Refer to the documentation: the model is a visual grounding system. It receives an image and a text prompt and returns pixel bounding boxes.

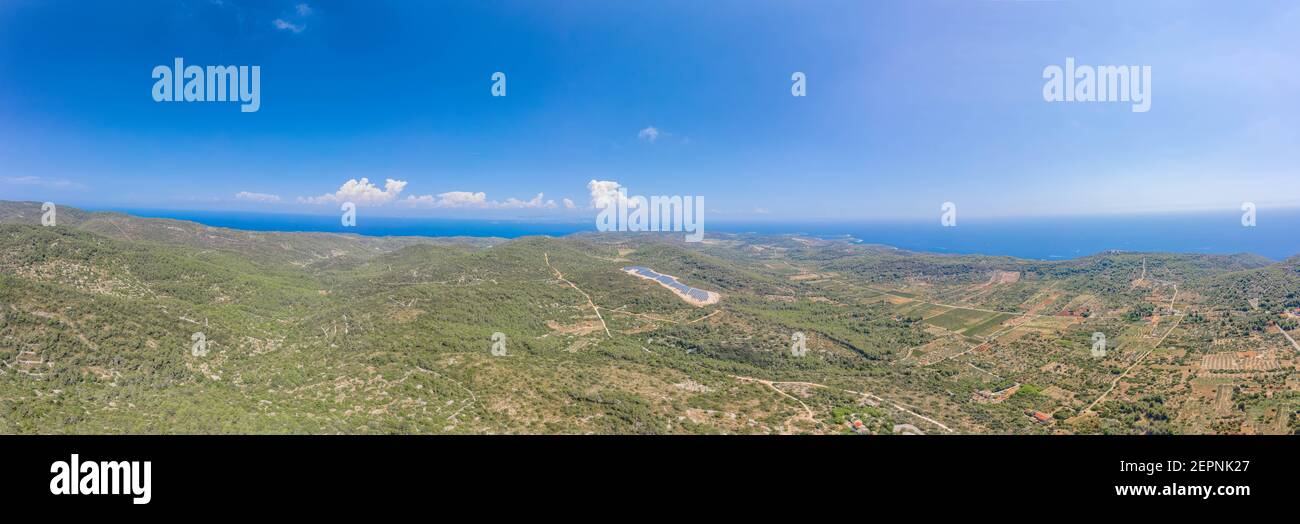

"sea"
[103,207,1300,261]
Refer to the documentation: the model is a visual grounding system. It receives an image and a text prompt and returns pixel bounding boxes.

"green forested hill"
[1205,257,1300,311]
[1,202,1296,435]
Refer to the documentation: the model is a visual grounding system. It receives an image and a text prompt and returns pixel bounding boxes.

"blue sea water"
[103,208,1300,261]
[726,210,1300,261]
[112,209,592,239]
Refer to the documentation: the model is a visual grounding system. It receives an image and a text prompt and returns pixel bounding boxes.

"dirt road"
[545,253,611,338]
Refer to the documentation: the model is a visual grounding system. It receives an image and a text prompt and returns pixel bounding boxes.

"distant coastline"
[84,206,1300,261]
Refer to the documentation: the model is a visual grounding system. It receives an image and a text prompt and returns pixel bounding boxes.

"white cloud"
[273,19,304,33]
[405,191,486,208]
[403,191,556,209]
[589,179,639,209]
[274,4,312,33]
[234,191,282,203]
[1,176,86,190]
[562,198,576,209]
[299,178,407,206]
[502,193,557,209]
[637,126,661,142]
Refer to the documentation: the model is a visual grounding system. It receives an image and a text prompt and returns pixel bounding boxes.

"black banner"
[1,436,1290,513]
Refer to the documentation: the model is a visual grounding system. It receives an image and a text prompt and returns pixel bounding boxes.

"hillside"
[0,202,1296,434]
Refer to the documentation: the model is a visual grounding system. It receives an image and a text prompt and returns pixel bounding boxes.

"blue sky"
[1,0,1297,220]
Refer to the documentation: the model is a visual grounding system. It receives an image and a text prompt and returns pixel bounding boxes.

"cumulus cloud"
[637,126,661,142]
[234,191,282,203]
[562,198,576,209]
[587,179,620,208]
[299,178,564,211]
[589,179,640,209]
[299,178,407,206]
[273,19,304,33]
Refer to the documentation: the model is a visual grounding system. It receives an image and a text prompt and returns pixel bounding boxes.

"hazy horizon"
[11,200,1298,261]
